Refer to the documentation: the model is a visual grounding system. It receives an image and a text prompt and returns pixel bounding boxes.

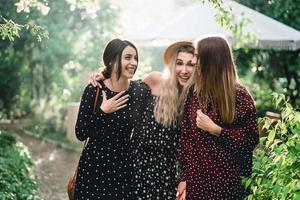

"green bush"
[0,130,41,200]
[244,93,300,200]
[240,73,277,117]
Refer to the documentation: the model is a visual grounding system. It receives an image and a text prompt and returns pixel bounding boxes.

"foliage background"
[0,0,299,144]
[235,0,300,115]
[243,94,300,200]
[0,0,122,135]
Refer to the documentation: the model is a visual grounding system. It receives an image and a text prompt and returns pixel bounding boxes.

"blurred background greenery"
[0,0,299,137]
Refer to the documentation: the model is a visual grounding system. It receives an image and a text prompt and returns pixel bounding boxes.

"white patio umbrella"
[128,1,300,50]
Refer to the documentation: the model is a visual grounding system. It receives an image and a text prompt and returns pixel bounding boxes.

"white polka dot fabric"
[131,82,179,199]
[179,84,259,200]
[74,81,147,199]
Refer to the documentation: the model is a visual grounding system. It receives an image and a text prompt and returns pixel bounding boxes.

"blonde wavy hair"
[154,45,195,127]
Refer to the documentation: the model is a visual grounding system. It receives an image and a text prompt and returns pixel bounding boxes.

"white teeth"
[127,68,135,74]
[180,77,189,80]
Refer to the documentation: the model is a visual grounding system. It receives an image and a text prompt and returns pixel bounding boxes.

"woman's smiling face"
[175,51,196,86]
[120,45,138,79]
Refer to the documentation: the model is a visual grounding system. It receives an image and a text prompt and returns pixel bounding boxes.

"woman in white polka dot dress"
[131,42,196,199]
[90,41,196,199]
[177,36,259,200]
[74,39,149,200]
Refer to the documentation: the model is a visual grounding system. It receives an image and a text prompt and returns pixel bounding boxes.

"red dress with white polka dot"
[179,84,259,200]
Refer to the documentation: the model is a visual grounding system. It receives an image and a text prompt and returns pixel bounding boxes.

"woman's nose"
[131,59,137,66]
[181,66,187,73]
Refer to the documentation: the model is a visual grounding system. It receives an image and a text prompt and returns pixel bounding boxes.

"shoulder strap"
[93,85,100,112]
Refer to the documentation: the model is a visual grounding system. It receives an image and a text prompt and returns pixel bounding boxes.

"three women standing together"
[74,36,259,200]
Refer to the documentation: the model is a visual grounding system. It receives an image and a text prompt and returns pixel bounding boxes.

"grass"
[1,121,84,152]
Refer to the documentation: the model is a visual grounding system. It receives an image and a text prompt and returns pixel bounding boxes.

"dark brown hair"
[102,38,138,80]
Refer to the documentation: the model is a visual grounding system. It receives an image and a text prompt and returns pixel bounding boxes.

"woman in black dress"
[90,41,196,199]
[89,41,196,199]
[74,39,148,200]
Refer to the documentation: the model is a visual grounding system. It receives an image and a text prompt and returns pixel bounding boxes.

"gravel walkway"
[12,131,82,200]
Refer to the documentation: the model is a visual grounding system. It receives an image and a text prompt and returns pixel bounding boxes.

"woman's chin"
[178,79,190,87]
[125,74,135,79]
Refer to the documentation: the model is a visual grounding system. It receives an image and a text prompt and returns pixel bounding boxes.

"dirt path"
[12,131,82,200]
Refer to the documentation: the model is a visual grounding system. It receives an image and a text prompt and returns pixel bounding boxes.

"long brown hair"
[195,36,238,123]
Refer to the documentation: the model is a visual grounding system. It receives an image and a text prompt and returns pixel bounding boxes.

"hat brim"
[163,41,194,65]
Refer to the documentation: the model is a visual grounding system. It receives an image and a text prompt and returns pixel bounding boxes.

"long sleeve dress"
[74,81,148,200]
[131,82,179,200]
[179,84,259,200]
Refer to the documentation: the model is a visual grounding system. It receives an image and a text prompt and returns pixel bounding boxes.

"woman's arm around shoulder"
[142,71,163,89]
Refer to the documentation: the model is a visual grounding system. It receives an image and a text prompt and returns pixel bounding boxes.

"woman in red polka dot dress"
[177,36,259,200]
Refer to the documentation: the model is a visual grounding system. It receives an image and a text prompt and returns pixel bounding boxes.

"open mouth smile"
[178,75,190,82]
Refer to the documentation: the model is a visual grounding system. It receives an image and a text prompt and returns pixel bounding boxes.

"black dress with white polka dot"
[131,82,179,200]
[74,81,148,200]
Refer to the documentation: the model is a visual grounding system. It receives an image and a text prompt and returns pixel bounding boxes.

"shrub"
[244,93,300,200]
[0,131,41,200]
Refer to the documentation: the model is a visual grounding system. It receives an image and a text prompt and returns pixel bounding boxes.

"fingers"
[100,90,129,113]
[92,75,98,87]
[177,192,183,200]
[197,109,204,118]
[96,73,105,81]
[102,90,107,101]
[89,72,105,87]
[89,74,97,87]
[111,91,126,100]
[115,94,129,103]
[114,95,129,110]
[178,189,186,200]
[181,190,186,200]
[89,74,98,87]
[99,73,105,80]
[197,109,202,115]
[177,181,186,200]
[196,115,202,129]
[177,192,185,200]
[196,115,202,127]
[95,74,101,81]
[197,109,208,122]
[116,98,129,107]
[116,104,127,110]
[196,115,200,123]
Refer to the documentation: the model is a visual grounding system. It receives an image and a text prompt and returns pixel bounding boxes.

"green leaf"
[245,178,252,188]
[267,130,276,143]
[292,192,300,200]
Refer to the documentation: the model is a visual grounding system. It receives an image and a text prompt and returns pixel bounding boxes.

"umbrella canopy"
[128,1,300,50]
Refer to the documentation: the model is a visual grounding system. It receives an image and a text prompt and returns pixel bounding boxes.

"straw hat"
[163,41,194,65]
